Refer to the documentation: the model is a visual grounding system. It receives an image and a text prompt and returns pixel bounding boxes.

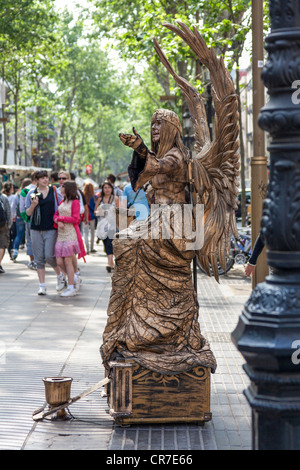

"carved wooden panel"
[109,359,211,424]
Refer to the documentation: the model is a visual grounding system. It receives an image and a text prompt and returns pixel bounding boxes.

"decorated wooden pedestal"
[107,359,211,425]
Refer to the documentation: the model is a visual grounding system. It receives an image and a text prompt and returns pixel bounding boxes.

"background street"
[0,244,252,450]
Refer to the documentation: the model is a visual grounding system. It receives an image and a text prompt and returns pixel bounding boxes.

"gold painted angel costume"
[100,23,240,376]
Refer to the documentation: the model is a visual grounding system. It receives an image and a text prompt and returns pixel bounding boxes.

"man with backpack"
[19,170,39,270]
[0,190,12,273]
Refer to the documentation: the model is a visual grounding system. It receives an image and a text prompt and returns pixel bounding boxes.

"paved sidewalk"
[0,244,252,451]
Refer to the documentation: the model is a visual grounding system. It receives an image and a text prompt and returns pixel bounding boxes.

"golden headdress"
[151,109,187,159]
[151,109,183,135]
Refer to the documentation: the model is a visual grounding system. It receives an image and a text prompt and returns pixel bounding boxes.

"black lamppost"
[232,0,300,450]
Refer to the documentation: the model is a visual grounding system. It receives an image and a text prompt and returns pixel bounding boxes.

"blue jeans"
[13,217,25,252]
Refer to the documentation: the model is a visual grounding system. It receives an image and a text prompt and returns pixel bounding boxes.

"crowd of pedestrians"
[0,167,263,292]
[0,169,151,297]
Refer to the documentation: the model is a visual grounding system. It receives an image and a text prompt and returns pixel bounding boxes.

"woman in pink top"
[53,181,86,297]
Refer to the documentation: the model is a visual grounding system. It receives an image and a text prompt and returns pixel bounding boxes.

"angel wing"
[153,22,240,282]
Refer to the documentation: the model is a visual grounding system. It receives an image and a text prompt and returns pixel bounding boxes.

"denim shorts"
[30,229,57,269]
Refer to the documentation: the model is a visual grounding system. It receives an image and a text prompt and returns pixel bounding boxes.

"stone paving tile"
[109,423,218,451]
[0,250,252,450]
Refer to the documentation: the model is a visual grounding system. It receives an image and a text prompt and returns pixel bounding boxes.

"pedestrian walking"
[0,190,12,273]
[19,171,39,270]
[25,170,65,295]
[83,182,97,254]
[95,181,119,272]
[121,181,150,221]
[50,171,60,188]
[106,174,123,198]
[10,178,31,261]
[69,171,89,232]
[58,170,84,289]
[1,182,16,259]
[54,180,86,297]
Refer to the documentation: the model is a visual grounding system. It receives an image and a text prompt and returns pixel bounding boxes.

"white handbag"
[96,204,116,240]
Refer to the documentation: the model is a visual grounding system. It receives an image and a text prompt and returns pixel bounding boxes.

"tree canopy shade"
[90,0,253,128]
[0,0,58,51]
[0,1,140,174]
[89,0,252,177]
[0,0,60,164]
[0,0,269,180]
[90,0,251,65]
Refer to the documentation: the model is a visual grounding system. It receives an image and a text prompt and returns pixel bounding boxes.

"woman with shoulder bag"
[25,171,64,295]
[53,181,86,297]
[95,181,119,272]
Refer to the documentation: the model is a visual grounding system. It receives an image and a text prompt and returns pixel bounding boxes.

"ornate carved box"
[108,359,211,425]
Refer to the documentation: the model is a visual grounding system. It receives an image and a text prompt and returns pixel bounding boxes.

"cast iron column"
[232,0,300,450]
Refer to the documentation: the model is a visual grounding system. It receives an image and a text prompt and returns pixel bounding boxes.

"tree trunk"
[1,65,8,165]
[2,103,8,165]
[14,92,18,165]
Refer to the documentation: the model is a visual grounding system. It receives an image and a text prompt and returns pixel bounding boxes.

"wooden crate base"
[108,359,211,425]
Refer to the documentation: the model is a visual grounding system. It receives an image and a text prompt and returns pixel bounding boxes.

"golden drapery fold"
[100,206,217,375]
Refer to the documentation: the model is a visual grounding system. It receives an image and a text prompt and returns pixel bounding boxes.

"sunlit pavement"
[0,245,252,450]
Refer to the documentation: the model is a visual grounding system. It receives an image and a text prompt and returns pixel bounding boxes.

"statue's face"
[151,119,162,143]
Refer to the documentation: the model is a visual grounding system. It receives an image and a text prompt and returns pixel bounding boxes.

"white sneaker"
[38,286,46,295]
[60,286,77,297]
[56,275,66,292]
[28,261,37,270]
[74,274,82,292]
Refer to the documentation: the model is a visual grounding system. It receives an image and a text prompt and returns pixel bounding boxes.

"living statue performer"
[100,22,240,377]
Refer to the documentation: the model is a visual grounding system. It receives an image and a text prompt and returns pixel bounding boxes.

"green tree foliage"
[91,0,251,79]
[0,0,59,164]
[0,1,140,176]
[0,0,57,50]
[0,0,269,180]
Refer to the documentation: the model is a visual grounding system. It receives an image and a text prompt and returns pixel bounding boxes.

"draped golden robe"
[100,115,217,376]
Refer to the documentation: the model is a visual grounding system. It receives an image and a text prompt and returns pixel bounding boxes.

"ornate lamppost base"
[232,269,300,449]
[244,364,300,450]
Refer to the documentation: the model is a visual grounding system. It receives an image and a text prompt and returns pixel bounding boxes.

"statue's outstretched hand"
[119,127,143,149]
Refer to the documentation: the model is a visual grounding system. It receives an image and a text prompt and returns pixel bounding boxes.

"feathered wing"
[153,38,211,154]
[154,22,240,281]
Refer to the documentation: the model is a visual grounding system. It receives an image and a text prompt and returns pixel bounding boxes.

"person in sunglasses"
[57,170,85,291]
[25,170,65,295]
[57,171,69,186]
[58,171,87,225]
[54,180,86,297]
